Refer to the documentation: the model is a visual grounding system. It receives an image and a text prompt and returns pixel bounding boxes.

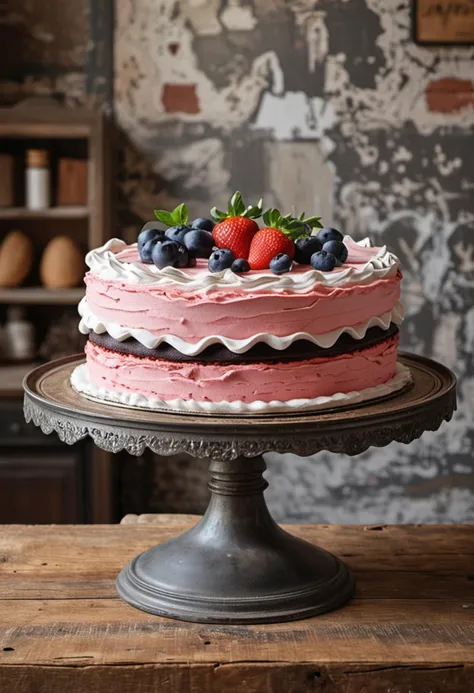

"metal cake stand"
[24,353,456,624]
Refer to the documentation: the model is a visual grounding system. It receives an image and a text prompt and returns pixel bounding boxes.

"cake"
[72,193,410,414]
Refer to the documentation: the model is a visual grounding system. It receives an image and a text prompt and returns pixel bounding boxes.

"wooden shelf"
[0,106,97,139]
[0,287,84,305]
[0,206,89,220]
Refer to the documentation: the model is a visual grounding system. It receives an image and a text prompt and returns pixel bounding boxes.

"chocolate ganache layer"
[89,323,399,365]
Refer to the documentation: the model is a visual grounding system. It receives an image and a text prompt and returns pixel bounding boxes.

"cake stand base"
[116,456,354,624]
[24,353,456,624]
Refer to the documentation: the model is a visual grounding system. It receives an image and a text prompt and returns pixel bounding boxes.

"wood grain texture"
[0,523,473,691]
[415,0,474,44]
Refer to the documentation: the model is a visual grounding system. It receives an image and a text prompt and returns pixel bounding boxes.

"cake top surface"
[86,237,400,293]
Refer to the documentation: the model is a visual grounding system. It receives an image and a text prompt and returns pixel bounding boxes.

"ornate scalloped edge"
[24,391,456,461]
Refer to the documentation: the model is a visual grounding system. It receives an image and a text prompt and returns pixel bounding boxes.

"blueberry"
[152,240,180,269]
[310,250,337,272]
[139,237,159,264]
[208,248,235,272]
[138,224,165,251]
[165,225,192,244]
[270,253,292,275]
[294,236,322,264]
[174,242,189,268]
[322,240,348,265]
[192,217,215,233]
[231,258,250,274]
[317,227,344,245]
[184,229,215,258]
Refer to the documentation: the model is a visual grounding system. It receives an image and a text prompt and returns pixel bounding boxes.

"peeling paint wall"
[115,0,474,524]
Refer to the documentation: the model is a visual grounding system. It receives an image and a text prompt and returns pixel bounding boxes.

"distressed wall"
[114,0,474,523]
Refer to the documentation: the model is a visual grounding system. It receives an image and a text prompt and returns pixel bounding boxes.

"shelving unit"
[0,100,116,524]
[0,287,84,305]
[0,206,89,220]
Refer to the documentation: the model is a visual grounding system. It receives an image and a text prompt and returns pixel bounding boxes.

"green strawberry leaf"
[287,219,305,231]
[242,204,263,219]
[303,215,323,229]
[263,208,284,228]
[214,193,263,220]
[229,191,245,217]
[262,208,274,227]
[286,226,308,240]
[210,206,227,222]
[154,209,175,226]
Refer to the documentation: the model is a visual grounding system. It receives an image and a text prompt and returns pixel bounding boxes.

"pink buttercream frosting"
[85,335,399,404]
[84,274,400,342]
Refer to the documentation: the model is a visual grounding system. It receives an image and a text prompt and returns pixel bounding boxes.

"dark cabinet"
[0,397,116,524]
[0,449,83,523]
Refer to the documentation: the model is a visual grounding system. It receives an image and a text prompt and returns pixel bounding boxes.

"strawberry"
[248,208,320,270]
[248,228,295,270]
[211,192,262,259]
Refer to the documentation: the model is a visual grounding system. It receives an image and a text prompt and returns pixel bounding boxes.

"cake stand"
[23,353,456,624]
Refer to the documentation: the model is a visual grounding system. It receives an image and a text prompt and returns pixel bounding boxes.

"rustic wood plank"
[0,565,471,601]
[0,663,472,693]
[0,522,473,693]
[0,524,472,601]
[1,523,473,555]
[0,598,473,665]
[120,513,202,525]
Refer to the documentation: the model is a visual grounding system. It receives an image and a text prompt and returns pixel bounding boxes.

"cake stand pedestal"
[24,353,456,624]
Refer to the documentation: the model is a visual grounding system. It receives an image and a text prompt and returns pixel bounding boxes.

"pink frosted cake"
[72,195,409,414]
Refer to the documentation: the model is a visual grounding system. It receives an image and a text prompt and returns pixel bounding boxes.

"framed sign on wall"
[414,0,474,44]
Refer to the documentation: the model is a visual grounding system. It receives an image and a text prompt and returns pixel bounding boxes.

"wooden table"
[0,520,473,692]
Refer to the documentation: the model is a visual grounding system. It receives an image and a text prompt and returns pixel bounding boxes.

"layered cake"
[73,193,410,413]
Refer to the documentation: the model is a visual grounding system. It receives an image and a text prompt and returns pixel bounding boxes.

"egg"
[40,236,84,289]
[0,230,34,287]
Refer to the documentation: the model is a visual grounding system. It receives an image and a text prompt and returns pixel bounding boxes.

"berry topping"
[165,225,192,244]
[294,236,322,264]
[208,248,235,273]
[270,253,292,275]
[174,242,189,268]
[231,258,250,274]
[139,237,160,264]
[248,208,308,270]
[310,250,337,272]
[138,224,165,251]
[317,227,343,245]
[184,229,215,258]
[192,217,215,233]
[322,240,348,265]
[152,239,180,269]
[211,191,262,258]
